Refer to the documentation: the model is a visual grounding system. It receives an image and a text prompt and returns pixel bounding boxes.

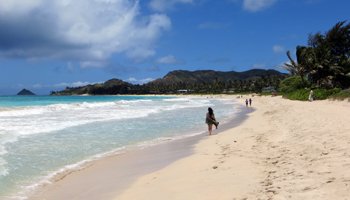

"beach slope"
[117,96,350,200]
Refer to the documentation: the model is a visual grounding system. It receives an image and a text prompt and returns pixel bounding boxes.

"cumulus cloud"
[125,77,154,84]
[242,0,277,12]
[149,0,194,12]
[156,55,180,64]
[26,81,100,90]
[272,45,285,54]
[0,0,171,66]
[54,81,101,88]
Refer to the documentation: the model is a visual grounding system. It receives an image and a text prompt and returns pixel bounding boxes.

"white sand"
[117,96,350,200]
[29,96,350,200]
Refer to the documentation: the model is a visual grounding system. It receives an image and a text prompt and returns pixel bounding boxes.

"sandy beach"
[30,96,350,200]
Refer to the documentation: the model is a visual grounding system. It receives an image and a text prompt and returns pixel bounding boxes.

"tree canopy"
[285,21,350,89]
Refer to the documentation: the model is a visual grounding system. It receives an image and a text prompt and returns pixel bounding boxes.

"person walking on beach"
[206,107,219,135]
[245,99,248,107]
[249,98,252,106]
[309,89,314,102]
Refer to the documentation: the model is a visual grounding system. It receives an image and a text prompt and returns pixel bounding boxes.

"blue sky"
[0,0,349,95]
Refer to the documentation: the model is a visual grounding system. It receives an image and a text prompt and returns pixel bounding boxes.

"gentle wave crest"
[0,97,212,159]
[0,98,209,136]
[0,96,238,199]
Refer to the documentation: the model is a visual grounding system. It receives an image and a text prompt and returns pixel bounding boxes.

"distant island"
[17,89,36,95]
[51,69,288,95]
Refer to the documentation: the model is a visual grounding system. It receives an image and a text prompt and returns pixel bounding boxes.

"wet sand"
[29,95,350,200]
[28,98,251,200]
[117,96,350,200]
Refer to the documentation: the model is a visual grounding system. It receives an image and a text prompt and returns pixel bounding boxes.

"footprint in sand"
[326,177,336,183]
[271,160,279,165]
[302,186,312,191]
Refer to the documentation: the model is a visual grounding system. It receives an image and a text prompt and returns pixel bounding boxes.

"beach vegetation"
[284,46,315,85]
[282,88,309,101]
[279,76,309,94]
[282,88,341,101]
[330,88,350,100]
[313,88,342,100]
[282,21,350,100]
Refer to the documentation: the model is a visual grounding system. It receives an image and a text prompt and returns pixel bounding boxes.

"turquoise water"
[0,95,240,199]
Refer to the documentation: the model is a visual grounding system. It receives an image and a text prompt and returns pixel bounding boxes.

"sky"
[0,0,349,95]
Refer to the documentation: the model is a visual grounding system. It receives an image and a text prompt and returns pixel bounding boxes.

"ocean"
[0,95,241,199]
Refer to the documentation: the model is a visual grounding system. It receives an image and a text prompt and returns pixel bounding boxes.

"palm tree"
[308,21,350,88]
[284,21,350,88]
[284,46,315,85]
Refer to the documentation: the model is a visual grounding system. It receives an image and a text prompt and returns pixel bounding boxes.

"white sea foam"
[0,97,213,179]
[136,131,204,149]
[11,146,126,200]
[0,135,16,178]
[163,97,191,102]
[16,130,205,200]
[0,158,9,177]
[1,97,240,199]
[0,101,162,136]
[0,97,228,142]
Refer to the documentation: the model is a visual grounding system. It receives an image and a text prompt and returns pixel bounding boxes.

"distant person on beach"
[206,107,219,135]
[309,90,314,102]
[245,99,248,107]
[249,98,252,106]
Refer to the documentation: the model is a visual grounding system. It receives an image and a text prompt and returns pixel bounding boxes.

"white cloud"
[273,45,285,54]
[0,0,171,66]
[54,81,101,88]
[26,81,100,90]
[32,83,44,89]
[149,0,194,12]
[125,77,154,84]
[156,55,179,64]
[0,0,43,14]
[243,0,277,12]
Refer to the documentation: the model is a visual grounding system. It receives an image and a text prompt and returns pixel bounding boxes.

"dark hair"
[208,107,214,115]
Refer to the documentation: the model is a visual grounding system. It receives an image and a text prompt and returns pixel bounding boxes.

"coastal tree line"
[281,21,350,100]
[51,70,287,95]
[146,75,284,94]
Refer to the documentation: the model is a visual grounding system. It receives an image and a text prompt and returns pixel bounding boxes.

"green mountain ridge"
[156,69,285,84]
[51,69,288,95]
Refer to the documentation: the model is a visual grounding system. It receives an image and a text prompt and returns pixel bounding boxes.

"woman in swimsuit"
[206,107,219,135]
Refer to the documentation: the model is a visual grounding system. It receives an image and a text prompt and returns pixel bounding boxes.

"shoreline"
[27,96,252,200]
[27,133,202,200]
[116,96,350,200]
[26,95,350,199]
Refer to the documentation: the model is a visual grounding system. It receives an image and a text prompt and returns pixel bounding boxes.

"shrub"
[283,88,341,101]
[279,76,342,101]
[282,89,309,100]
[279,76,308,94]
[313,88,341,100]
[330,88,350,100]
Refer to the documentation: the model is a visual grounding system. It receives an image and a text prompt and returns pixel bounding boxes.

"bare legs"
[208,124,213,135]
